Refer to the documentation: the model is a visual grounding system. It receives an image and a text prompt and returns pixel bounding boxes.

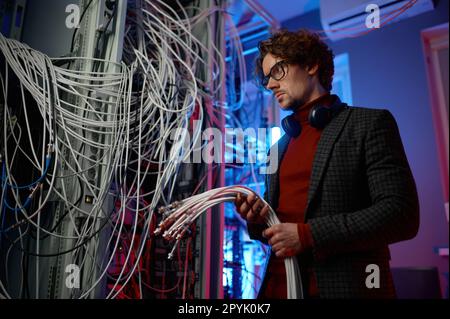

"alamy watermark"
[67,3,382,31]
[366,4,381,29]
[365,264,380,289]
[65,4,80,29]
[65,264,80,289]
[169,120,279,175]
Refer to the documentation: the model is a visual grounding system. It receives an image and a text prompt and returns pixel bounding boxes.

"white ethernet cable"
[154,186,304,299]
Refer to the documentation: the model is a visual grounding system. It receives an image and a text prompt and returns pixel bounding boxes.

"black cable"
[20,250,27,298]
[93,1,118,72]
[27,176,84,241]
[23,238,31,299]
[3,170,124,258]
[3,208,111,257]
[69,0,95,55]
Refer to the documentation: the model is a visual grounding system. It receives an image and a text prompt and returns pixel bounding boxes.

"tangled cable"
[0,0,245,299]
[154,185,304,299]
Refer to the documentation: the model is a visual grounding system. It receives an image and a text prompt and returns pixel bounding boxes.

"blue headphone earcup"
[281,114,302,138]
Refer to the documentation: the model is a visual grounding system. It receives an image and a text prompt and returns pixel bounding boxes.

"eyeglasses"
[261,60,288,88]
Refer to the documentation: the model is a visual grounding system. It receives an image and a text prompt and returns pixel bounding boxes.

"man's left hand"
[263,223,302,258]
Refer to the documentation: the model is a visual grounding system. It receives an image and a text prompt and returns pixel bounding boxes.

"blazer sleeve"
[308,110,420,261]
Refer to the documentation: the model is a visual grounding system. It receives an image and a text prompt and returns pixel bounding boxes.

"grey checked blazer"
[248,104,420,298]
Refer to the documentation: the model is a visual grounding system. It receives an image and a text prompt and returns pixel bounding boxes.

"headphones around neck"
[281,95,348,138]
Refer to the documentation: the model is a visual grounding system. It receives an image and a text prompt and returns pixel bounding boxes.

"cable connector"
[162,230,172,240]
[28,183,42,199]
[176,225,192,240]
[157,200,183,216]
[167,240,179,260]
[46,143,54,157]
[5,219,26,232]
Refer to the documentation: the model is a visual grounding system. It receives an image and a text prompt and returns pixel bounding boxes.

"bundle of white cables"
[154,185,304,299]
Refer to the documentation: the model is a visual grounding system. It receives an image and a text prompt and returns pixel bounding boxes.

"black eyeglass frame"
[261,60,288,88]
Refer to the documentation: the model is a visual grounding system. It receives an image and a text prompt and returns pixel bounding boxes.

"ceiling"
[256,0,320,23]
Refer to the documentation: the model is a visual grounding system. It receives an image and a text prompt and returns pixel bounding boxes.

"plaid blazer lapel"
[305,108,353,219]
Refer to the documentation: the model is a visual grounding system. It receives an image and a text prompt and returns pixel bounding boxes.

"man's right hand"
[234,192,270,225]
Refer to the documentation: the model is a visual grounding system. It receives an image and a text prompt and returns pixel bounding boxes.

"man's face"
[262,53,315,110]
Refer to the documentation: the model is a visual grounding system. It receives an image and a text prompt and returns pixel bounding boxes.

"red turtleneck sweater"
[260,93,334,299]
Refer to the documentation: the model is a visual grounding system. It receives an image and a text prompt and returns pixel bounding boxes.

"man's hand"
[263,223,302,258]
[234,192,269,225]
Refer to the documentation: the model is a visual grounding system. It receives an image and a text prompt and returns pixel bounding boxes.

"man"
[235,29,419,299]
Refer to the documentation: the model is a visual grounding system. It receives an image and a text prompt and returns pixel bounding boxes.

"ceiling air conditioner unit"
[320,0,435,41]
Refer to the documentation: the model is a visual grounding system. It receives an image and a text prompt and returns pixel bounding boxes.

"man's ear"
[307,64,319,76]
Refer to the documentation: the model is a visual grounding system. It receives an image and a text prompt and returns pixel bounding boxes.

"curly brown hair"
[255,29,335,91]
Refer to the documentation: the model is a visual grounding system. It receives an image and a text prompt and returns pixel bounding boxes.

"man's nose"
[266,77,279,90]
